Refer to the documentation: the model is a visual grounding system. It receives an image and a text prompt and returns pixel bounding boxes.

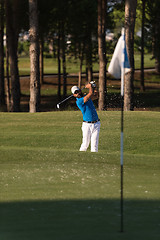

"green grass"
[0,111,160,240]
[134,53,155,69]
[4,53,155,76]
[16,57,92,75]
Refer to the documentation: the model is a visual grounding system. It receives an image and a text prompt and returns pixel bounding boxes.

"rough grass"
[0,111,160,240]
[6,53,155,76]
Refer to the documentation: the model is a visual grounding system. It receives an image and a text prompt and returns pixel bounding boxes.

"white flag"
[108,34,131,79]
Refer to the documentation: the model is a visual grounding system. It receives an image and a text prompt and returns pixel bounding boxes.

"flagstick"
[120,96,124,233]
[107,26,131,233]
[120,27,125,233]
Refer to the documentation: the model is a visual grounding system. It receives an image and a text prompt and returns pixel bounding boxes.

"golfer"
[71,83,100,152]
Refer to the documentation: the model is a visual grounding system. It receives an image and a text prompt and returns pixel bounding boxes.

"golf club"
[56,81,96,109]
[56,94,73,109]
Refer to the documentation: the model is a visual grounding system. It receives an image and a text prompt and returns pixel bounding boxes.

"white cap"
[71,86,80,94]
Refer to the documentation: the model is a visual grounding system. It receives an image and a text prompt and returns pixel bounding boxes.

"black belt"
[83,119,100,124]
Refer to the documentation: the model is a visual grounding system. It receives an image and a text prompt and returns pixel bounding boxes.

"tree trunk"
[98,0,107,111]
[78,55,83,88]
[78,43,84,88]
[154,9,160,73]
[86,38,93,83]
[29,0,40,113]
[61,22,67,98]
[0,0,5,110]
[5,0,21,112]
[62,50,67,98]
[5,33,11,111]
[124,0,137,111]
[87,66,92,83]
[155,58,160,73]
[39,38,44,85]
[146,0,160,74]
[140,0,145,92]
[57,26,61,100]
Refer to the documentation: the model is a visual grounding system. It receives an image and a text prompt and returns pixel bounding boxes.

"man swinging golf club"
[71,82,100,152]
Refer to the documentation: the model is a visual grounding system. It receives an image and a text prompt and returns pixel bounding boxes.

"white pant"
[79,121,101,152]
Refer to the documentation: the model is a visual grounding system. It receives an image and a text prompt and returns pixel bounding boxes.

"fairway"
[0,111,160,240]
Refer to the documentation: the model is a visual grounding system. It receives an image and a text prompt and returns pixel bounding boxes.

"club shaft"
[57,94,73,106]
[57,87,86,107]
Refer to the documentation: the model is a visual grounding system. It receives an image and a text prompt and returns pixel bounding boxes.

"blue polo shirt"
[76,97,98,122]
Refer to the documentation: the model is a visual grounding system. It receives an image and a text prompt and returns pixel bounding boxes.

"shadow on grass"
[106,92,160,110]
[0,199,160,240]
[133,92,160,110]
[19,89,160,112]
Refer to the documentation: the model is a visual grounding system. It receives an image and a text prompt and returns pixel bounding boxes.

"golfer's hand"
[83,83,93,103]
[85,83,92,89]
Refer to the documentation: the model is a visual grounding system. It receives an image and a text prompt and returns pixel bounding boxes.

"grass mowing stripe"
[0,111,160,239]
[0,145,160,159]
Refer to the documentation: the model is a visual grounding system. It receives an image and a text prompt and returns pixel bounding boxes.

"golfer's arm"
[83,86,93,103]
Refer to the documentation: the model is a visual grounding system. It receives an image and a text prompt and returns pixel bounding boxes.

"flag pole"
[120,27,125,233]
[107,27,131,233]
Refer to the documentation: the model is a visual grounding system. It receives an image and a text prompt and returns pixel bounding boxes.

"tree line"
[0,0,159,112]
